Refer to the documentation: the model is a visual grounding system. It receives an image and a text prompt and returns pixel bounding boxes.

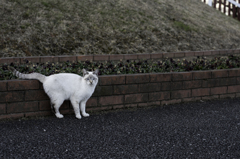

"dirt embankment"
[1,0,240,57]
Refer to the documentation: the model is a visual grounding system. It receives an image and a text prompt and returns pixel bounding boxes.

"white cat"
[9,67,99,119]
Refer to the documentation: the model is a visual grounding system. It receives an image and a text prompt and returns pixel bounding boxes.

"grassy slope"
[0,0,240,57]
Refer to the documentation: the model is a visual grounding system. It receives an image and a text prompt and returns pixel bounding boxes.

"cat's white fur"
[9,67,98,119]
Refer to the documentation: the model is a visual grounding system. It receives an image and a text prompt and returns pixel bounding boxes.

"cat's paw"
[82,113,90,117]
[76,114,82,119]
[56,113,64,118]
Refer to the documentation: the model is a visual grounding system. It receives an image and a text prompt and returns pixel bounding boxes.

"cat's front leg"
[70,100,82,119]
[80,101,89,117]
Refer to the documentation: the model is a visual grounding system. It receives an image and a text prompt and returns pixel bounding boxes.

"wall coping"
[1,49,240,64]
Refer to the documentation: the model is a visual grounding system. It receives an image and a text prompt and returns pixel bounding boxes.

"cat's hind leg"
[70,99,81,119]
[80,101,89,117]
[51,100,64,118]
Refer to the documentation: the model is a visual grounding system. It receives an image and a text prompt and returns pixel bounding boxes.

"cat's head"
[82,69,99,86]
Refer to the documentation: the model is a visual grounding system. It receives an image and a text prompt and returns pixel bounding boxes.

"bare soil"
[1,0,240,57]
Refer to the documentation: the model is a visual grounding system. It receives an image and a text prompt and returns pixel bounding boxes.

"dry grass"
[0,0,240,57]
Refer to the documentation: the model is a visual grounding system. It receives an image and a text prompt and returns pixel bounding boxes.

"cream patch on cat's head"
[82,69,99,86]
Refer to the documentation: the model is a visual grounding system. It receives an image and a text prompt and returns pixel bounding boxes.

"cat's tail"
[8,66,46,83]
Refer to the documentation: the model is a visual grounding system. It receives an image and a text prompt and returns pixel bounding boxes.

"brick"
[161,82,171,91]
[96,106,113,111]
[40,56,59,63]
[150,53,163,59]
[0,91,24,102]
[61,101,70,110]
[228,85,240,93]
[210,50,219,55]
[112,105,125,109]
[86,107,103,112]
[218,50,227,55]
[203,79,221,87]
[174,52,185,58]
[203,51,212,56]
[149,92,170,101]
[114,84,138,94]
[0,81,7,91]
[0,113,24,120]
[39,100,51,111]
[225,50,235,54]
[211,86,227,95]
[125,93,148,103]
[20,57,40,64]
[138,103,148,107]
[225,77,237,85]
[237,77,240,85]
[99,95,124,106]
[220,94,236,99]
[150,73,171,82]
[109,55,124,61]
[192,71,211,80]
[192,88,210,97]
[58,55,77,62]
[7,102,38,113]
[93,55,109,61]
[163,52,174,58]
[86,97,98,107]
[60,109,74,115]
[0,104,6,114]
[0,57,20,64]
[25,90,49,101]
[99,75,125,85]
[172,72,192,81]
[233,49,240,54]
[137,54,151,60]
[8,80,39,90]
[171,90,191,99]
[184,52,195,57]
[161,99,181,105]
[228,69,240,77]
[203,78,236,87]
[182,97,201,103]
[194,51,204,56]
[93,86,113,96]
[99,76,112,85]
[171,82,182,90]
[126,74,149,84]
[123,54,138,60]
[77,55,94,61]
[138,83,160,92]
[183,80,202,89]
[202,95,219,101]
[212,70,228,78]
[234,49,240,54]
[148,101,161,106]
[125,104,138,108]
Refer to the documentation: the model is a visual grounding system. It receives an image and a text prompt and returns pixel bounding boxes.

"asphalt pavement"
[1,98,240,158]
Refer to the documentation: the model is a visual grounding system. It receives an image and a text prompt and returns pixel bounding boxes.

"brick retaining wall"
[1,68,240,120]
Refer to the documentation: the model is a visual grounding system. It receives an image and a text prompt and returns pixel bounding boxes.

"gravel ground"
[1,98,240,158]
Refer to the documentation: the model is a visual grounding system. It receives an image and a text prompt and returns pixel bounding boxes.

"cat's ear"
[93,69,99,76]
[82,69,89,76]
